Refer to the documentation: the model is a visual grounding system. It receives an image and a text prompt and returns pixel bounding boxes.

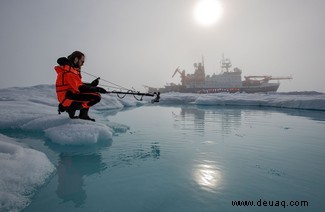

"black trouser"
[66,91,101,110]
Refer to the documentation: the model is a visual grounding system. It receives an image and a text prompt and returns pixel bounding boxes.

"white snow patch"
[45,122,112,145]
[0,134,55,212]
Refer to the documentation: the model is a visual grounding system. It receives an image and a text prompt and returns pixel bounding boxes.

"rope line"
[80,70,160,103]
[81,70,131,91]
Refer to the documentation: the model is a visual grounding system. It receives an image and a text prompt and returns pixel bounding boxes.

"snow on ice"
[159,91,325,110]
[0,134,55,212]
[0,84,324,211]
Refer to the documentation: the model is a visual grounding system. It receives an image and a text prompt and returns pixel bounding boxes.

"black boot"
[79,108,95,122]
[66,102,82,119]
[66,108,78,119]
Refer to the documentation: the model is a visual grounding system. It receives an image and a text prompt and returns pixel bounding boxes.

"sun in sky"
[194,0,223,26]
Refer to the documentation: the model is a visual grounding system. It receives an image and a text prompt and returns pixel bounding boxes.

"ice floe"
[0,134,55,212]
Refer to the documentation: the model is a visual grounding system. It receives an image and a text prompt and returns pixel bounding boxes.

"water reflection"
[56,152,107,207]
[173,106,242,135]
[109,142,160,168]
[281,108,325,122]
[173,105,325,136]
[193,160,222,193]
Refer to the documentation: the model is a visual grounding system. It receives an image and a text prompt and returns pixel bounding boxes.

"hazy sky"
[1,0,324,92]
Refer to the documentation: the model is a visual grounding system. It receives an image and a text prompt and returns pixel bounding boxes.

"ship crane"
[172,67,187,85]
[244,75,293,82]
[243,75,293,87]
[268,76,293,80]
[172,67,182,78]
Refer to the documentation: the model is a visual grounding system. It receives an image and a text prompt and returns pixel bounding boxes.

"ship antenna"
[202,55,205,70]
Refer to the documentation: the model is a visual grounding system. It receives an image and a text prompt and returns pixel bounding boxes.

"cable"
[81,70,131,91]
[80,70,160,103]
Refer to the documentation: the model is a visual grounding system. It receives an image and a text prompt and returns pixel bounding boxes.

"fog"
[1,0,324,92]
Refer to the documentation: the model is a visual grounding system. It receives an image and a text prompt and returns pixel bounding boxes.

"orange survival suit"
[55,64,87,108]
[54,57,106,118]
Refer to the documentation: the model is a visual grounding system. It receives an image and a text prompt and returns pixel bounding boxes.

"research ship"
[148,56,292,93]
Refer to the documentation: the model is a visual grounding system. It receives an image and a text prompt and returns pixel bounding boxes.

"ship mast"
[221,53,232,73]
[202,55,204,69]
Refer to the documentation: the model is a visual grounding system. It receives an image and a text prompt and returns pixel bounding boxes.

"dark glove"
[79,85,106,93]
[96,87,107,93]
[90,77,100,87]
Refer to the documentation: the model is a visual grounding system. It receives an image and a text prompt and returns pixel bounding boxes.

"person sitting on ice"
[55,51,107,121]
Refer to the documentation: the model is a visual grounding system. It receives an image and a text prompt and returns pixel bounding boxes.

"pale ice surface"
[0,134,55,212]
[160,92,325,110]
[0,84,324,211]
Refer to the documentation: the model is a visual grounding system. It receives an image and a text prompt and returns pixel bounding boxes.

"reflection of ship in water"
[172,105,325,139]
[173,106,242,136]
[148,55,292,93]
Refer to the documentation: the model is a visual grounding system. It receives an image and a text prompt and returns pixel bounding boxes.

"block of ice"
[0,134,55,212]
